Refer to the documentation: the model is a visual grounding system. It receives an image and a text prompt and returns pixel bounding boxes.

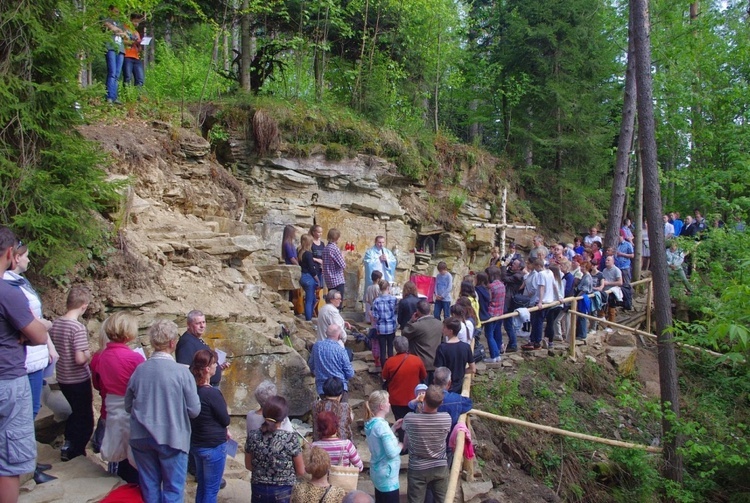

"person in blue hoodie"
[364,390,403,503]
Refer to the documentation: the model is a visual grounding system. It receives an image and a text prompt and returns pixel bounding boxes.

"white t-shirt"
[458,320,475,343]
[533,269,557,304]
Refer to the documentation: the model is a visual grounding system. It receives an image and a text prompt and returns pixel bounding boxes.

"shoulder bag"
[328,442,359,492]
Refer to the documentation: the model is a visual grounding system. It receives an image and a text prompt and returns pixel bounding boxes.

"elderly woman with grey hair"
[246,380,293,435]
[125,319,201,503]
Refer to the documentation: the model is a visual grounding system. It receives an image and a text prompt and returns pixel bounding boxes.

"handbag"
[328,443,359,492]
[512,294,531,308]
[382,354,408,390]
[473,341,486,363]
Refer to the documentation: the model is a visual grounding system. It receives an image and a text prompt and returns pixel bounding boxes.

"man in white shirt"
[316,291,350,344]
[522,259,555,351]
[595,256,623,322]
[584,227,603,247]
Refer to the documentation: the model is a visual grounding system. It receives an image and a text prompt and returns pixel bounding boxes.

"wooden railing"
[443,276,734,501]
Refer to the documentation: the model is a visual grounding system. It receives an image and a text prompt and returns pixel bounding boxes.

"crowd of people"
[1,210,728,503]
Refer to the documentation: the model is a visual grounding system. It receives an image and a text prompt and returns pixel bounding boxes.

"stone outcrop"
[71,117,517,416]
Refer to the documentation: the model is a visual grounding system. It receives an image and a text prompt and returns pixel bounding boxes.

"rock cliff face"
[72,118,533,416]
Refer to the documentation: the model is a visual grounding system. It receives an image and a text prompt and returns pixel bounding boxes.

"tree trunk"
[605,7,637,250]
[469,99,480,143]
[434,32,441,133]
[632,0,684,484]
[239,0,251,92]
[352,0,370,109]
[633,140,643,281]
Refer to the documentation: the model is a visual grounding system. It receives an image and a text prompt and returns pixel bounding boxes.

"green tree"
[462,0,624,231]
[0,0,119,275]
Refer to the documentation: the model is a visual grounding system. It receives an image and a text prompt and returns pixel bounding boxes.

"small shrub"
[325,143,347,161]
[361,142,382,156]
[287,142,312,158]
[252,109,280,155]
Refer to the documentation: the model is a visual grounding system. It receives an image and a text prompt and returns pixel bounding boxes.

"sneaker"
[548,341,554,349]
[521,343,537,351]
[60,442,71,462]
[483,357,498,364]
[505,346,518,353]
[494,355,502,363]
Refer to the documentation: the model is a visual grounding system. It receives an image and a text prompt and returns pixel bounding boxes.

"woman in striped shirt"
[311,411,363,471]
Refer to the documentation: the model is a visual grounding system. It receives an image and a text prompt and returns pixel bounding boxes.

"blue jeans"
[544,307,562,343]
[299,273,317,321]
[484,320,503,358]
[433,300,450,320]
[27,369,44,419]
[105,50,124,101]
[576,315,588,340]
[123,57,144,87]
[191,442,227,503]
[251,483,293,503]
[131,437,188,503]
[379,333,395,362]
[503,317,518,349]
[530,309,545,345]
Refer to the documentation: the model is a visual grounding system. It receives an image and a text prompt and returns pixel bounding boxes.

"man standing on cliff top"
[363,235,397,290]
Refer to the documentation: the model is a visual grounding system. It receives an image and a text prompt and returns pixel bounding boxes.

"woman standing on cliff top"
[281,225,298,265]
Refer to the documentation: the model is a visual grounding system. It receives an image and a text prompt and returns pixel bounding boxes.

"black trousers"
[59,379,94,457]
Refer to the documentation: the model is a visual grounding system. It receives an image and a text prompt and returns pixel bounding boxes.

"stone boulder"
[607,330,637,347]
[257,264,301,291]
[179,129,211,159]
[436,232,467,258]
[213,322,317,417]
[606,347,637,373]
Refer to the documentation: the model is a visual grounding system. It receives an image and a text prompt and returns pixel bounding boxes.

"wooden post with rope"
[568,298,578,359]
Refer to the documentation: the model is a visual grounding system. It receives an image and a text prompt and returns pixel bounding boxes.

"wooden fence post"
[569,299,578,359]
[646,278,652,333]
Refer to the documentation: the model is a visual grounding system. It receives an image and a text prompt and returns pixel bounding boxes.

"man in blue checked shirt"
[370,279,398,365]
[310,324,354,402]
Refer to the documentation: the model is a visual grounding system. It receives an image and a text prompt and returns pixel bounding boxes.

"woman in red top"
[90,311,145,483]
[381,336,426,431]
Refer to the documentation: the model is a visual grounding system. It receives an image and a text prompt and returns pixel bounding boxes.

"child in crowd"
[371,279,398,363]
[49,286,94,461]
[434,261,453,320]
[407,383,428,414]
[364,270,383,324]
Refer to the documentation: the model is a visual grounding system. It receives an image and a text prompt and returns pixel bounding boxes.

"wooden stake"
[501,186,507,255]
[569,299,578,359]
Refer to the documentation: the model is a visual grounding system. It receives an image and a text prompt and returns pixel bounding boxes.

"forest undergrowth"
[471,352,750,502]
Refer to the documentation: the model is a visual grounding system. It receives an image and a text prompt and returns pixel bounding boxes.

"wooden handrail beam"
[469,409,663,453]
